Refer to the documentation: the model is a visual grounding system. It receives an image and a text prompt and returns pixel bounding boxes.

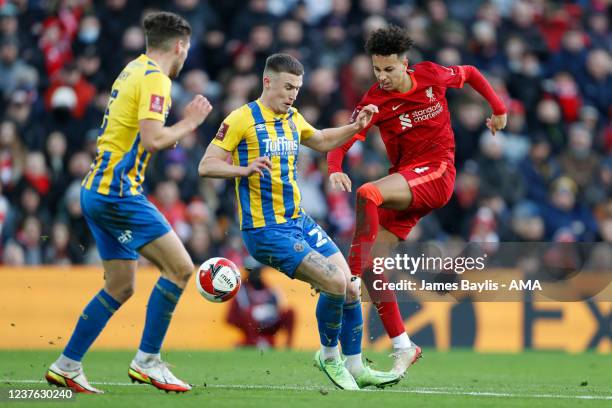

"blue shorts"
[241,214,339,278]
[80,188,171,260]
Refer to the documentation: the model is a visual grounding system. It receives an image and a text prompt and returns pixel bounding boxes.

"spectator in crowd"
[548,29,588,80]
[469,207,500,255]
[4,89,44,152]
[532,98,566,153]
[502,100,530,164]
[586,158,612,208]
[0,119,26,194]
[505,200,545,242]
[539,176,598,242]
[549,71,582,123]
[0,35,35,98]
[44,86,87,155]
[519,135,561,204]
[476,132,525,208]
[3,239,25,265]
[56,181,93,262]
[453,102,489,167]
[75,45,106,91]
[507,51,544,124]
[585,12,610,51]
[0,183,10,239]
[149,180,189,241]
[559,123,600,193]
[72,15,101,56]
[437,161,481,238]
[16,215,44,264]
[186,222,215,265]
[580,48,611,117]
[44,222,84,264]
[226,257,295,349]
[595,199,612,243]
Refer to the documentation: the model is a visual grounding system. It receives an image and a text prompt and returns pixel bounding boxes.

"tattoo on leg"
[325,264,339,278]
[305,252,339,279]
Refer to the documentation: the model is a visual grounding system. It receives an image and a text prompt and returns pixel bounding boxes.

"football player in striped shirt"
[199,53,400,390]
[46,12,212,394]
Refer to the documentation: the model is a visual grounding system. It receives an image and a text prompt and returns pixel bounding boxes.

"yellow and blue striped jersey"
[212,99,316,229]
[82,54,172,197]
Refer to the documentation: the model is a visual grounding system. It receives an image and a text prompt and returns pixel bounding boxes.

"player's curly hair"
[143,11,191,51]
[365,25,415,57]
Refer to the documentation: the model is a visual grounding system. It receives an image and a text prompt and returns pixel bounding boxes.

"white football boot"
[128,358,192,393]
[45,363,103,394]
[390,341,423,377]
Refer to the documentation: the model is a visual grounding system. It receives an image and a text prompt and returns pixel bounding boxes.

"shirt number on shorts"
[308,226,329,248]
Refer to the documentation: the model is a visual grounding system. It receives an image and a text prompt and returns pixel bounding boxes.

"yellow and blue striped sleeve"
[293,110,317,141]
[137,72,171,122]
[212,109,248,152]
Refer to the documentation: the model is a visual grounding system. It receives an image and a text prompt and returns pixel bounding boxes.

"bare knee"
[320,267,346,296]
[296,253,347,296]
[102,260,136,304]
[165,260,195,287]
[104,284,134,304]
[117,286,135,303]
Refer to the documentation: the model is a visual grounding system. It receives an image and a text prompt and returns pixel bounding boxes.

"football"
[195,257,242,303]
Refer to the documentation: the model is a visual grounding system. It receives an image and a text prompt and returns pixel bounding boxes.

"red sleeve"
[428,63,467,89]
[327,136,358,174]
[461,65,507,115]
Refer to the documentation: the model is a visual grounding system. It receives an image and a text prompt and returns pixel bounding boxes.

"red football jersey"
[352,61,466,172]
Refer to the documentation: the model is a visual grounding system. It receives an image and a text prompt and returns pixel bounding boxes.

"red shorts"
[378,161,456,240]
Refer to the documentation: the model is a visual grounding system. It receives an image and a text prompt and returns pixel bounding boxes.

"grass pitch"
[1,349,611,407]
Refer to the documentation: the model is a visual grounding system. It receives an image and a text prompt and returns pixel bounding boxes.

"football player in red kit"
[327,25,507,377]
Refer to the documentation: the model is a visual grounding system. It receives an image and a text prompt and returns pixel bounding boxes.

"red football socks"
[348,182,406,339]
[348,183,383,277]
[361,269,406,338]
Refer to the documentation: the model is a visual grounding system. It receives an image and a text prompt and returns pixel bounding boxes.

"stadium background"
[0,0,610,355]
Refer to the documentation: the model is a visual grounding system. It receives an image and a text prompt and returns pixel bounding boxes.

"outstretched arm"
[302,104,378,153]
[462,65,507,134]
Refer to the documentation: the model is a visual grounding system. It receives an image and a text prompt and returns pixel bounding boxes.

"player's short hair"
[143,11,191,51]
[365,25,415,57]
[264,53,304,77]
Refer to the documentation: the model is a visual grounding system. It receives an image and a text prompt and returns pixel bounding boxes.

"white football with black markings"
[196,257,241,303]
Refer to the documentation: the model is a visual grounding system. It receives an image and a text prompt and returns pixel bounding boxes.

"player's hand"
[486,113,507,135]
[244,156,272,177]
[329,172,352,192]
[184,95,213,128]
[354,104,378,131]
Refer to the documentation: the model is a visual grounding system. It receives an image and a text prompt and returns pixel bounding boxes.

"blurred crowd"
[0,0,610,267]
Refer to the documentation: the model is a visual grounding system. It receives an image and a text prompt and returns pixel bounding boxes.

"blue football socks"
[138,277,183,354]
[316,292,345,356]
[340,300,363,356]
[63,289,122,361]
